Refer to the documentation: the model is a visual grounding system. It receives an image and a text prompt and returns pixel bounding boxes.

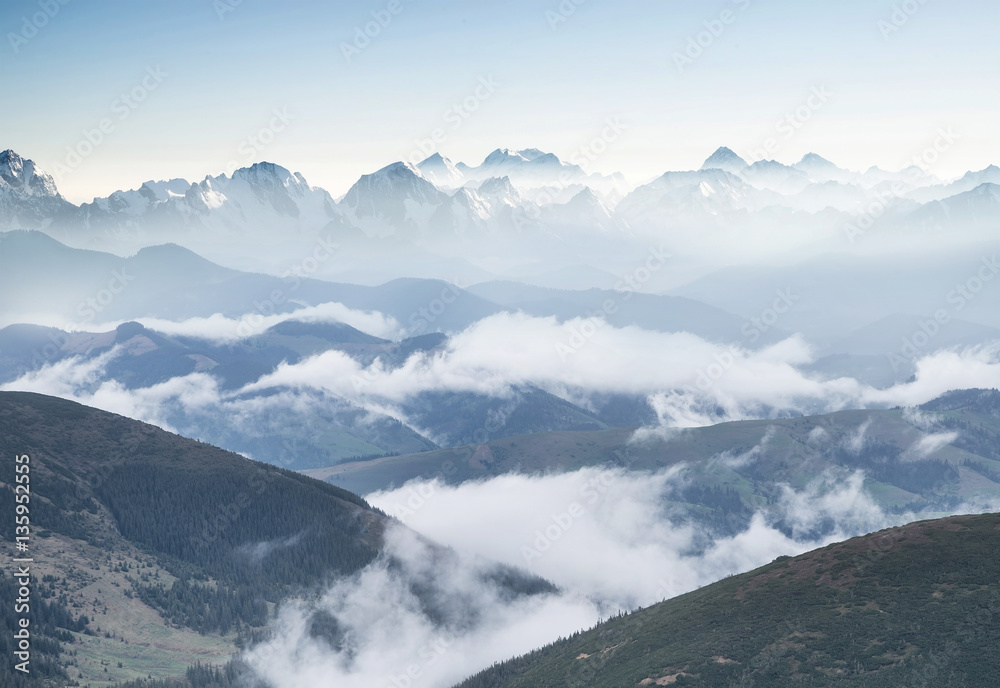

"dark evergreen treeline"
[0,569,91,688]
[963,457,1000,482]
[339,451,398,463]
[827,439,959,494]
[0,391,389,638]
[133,577,268,634]
[96,462,378,589]
[94,461,381,632]
[112,660,268,688]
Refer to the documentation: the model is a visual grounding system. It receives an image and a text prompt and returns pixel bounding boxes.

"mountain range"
[6,142,1000,688]
[4,230,1000,468]
[4,146,1000,285]
[318,388,1000,528]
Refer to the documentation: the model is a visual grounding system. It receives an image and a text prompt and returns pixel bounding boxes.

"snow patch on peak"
[517,148,549,161]
[701,147,748,174]
[233,161,299,186]
[417,153,464,187]
[0,149,62,198]
[475,176,521,210]
[482,148,525,165]
[375,160,427,180]
[797,153,837,169]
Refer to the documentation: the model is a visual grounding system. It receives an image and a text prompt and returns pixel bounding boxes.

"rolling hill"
[318,389,1000,532]
[0,320,663,467]
[0,390,390,686]
[456,511,1000,688]
[0,391,550,687]
[0,230,500,334]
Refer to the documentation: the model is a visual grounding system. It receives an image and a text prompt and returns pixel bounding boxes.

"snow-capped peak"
[232,161,299,186]
[701,147,749,174]
[417,153,464,187]
[0,149,62,198]
[482,148,529,166]
[796,153,838,169]
[475,176,521,210]
[340,160,447,227]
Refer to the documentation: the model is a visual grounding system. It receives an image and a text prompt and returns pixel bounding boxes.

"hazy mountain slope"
[0,231,502,332]
[0,320,661,467]
[0,320,411,390]
[467,281,790,345]
[0,321,441,466]
[397,385,613,446]
[670,247,1000,342]
[826,313,1000,357]
[455,512,1000,688]
[319,390,1000,518]
[802,315,1000,387]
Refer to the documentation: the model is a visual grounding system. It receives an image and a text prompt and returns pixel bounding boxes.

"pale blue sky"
[2,0,998,202]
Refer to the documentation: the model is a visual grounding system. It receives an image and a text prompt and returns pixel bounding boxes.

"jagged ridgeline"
[0,390,391,686]
[456,512,1000,688]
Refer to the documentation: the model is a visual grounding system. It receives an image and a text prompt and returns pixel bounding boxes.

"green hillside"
[0,391,555,687]
[0,391,389,687]
[456,512,1000,688]
[319,390,1000,525]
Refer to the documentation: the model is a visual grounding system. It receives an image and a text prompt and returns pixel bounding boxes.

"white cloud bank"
[5,300,402,342]
[244,465,1000,688]
[5,314,1000,444]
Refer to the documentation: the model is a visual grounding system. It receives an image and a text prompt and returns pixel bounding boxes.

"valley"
[4,9,999,683]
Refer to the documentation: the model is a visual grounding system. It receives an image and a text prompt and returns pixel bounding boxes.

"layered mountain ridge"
[4,146,996,254]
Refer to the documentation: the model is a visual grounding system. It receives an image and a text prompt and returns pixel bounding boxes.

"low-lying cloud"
[241,312,1000,431]
[367,467,906,610]
[5,314,1000,450]
[245,525,599,688]
[7,300,402,342]
[241,464,1000,688]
